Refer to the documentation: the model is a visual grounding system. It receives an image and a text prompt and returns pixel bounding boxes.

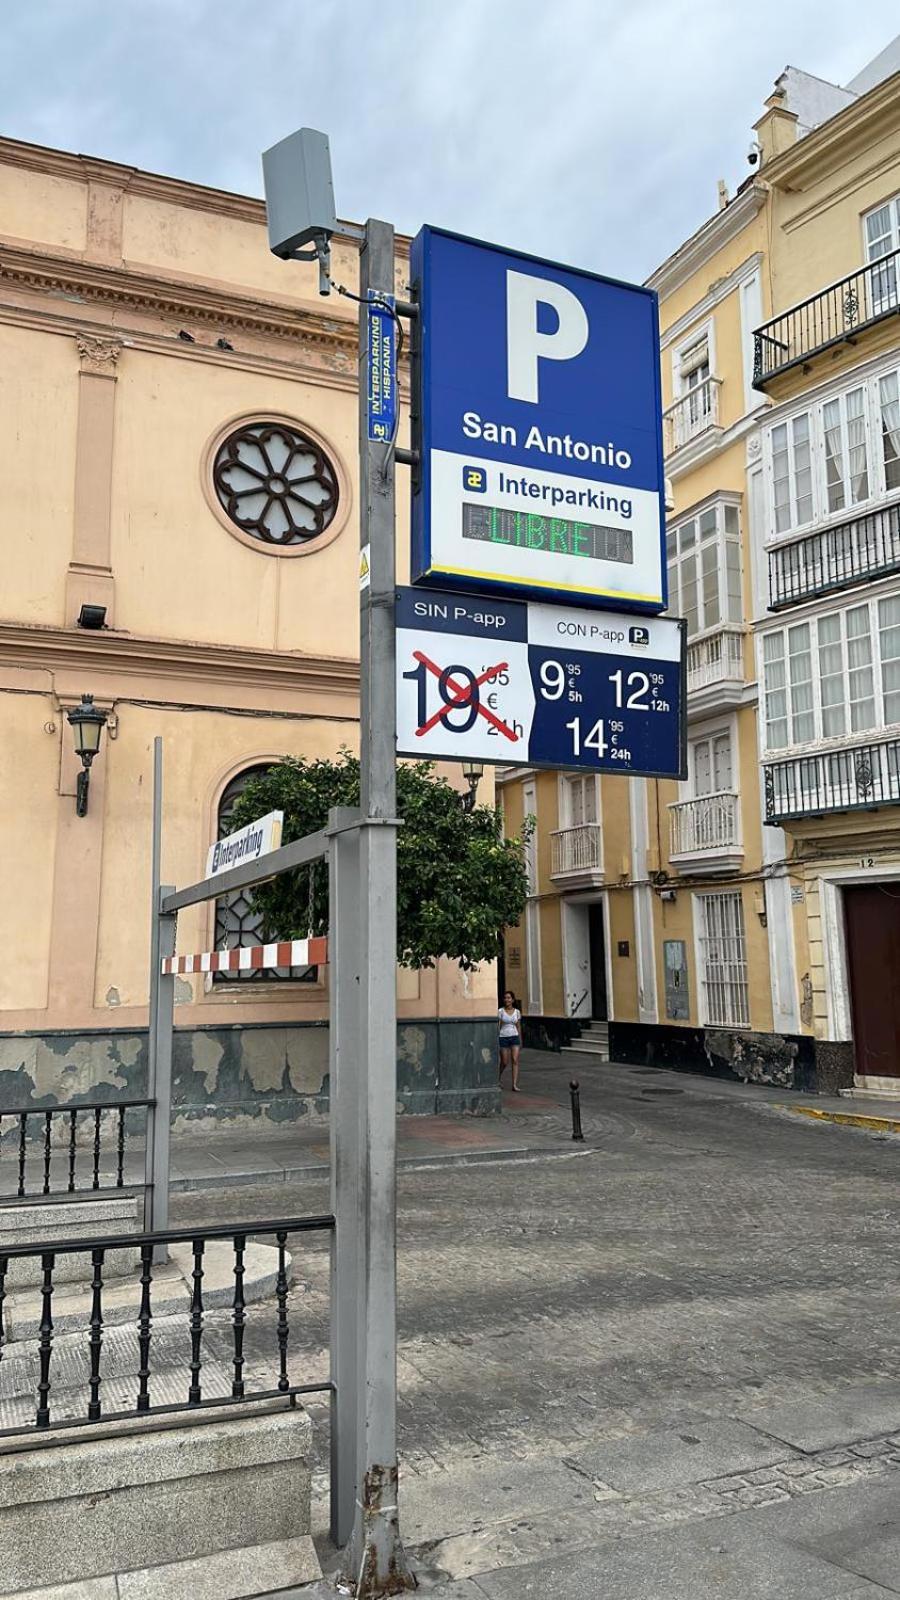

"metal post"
[327,806,363,1548]
[345,218,414,1595]
[144,739,162,1233]
[144,737,175,1256]
[570,1080,584,1143]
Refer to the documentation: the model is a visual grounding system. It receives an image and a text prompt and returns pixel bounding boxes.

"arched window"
[213,766,317,983]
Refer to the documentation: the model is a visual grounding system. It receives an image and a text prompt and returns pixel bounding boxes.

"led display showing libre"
[462,503,634,565]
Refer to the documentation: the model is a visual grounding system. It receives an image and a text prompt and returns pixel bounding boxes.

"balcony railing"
[764,737,900,824]
[753,248,900,387]
[662,376,722,456]
[686,627,745,695]
[669,792,740,858]
[769,498,900,609]
[551,823,603,878]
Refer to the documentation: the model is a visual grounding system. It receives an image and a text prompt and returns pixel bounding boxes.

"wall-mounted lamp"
[65,694,109,816]
[460,760,484,813]
[77,604,107,630]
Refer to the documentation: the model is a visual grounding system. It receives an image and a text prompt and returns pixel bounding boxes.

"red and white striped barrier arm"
[161,936,328,976]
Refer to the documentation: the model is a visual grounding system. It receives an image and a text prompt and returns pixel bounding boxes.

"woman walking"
[498,991,522,1091]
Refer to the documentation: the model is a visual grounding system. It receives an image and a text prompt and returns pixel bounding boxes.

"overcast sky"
[2,3,899,281]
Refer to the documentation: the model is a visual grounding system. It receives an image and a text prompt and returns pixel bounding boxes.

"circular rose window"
[212,421,339,546]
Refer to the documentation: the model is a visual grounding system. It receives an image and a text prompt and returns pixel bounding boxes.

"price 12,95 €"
[396,587,686,780]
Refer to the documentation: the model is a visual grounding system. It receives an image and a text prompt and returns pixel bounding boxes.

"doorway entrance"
[844,882,900,1081]
[563,898,608,1021]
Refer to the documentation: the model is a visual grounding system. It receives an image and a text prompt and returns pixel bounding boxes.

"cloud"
[1,1,898,279]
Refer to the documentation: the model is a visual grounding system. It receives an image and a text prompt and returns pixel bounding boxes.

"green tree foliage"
[227,753,530,970]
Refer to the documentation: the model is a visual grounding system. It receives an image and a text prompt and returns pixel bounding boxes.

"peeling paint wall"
[0,1018,500,1127]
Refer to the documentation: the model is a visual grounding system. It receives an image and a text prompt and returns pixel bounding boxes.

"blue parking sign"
[410,227,666,612]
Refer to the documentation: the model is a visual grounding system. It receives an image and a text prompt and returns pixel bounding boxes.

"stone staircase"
[562,1020,610,1061]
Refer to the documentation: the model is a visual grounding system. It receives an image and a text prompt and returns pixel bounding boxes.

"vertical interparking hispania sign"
[366,291,397,443]
[410,226,666,612]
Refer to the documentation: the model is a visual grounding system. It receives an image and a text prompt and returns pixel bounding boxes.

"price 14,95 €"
[396,586,686,779]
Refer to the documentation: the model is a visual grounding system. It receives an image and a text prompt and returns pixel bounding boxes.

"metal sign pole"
[144,736,175,1257]
[345,218,414,1594]
[327,805,363,1549]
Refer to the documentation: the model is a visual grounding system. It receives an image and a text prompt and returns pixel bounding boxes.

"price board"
[396,586,685,778]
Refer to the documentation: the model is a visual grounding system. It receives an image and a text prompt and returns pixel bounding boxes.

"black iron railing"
[753,248,900,387]
[0,1216,334,1437]
[769,498,900,609]
[0,1099,153,1199]
[764,737,900,823]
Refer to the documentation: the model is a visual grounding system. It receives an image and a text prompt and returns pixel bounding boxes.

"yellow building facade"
[501,49,900,1096]
[0,135,498,1123]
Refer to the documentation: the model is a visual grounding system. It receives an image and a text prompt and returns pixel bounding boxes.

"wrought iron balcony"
[551,823,603,883]
[769,498,900,609]
[753,248,900,388]
[764,736,900,824]
[662,376,722,457]
[686,627,745,708]
[668,792,743,873]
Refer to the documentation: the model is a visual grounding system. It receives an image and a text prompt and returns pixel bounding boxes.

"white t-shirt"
[499,1006,521,1038]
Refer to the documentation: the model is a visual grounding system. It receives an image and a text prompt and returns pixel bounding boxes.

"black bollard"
[569,1079,584,1142]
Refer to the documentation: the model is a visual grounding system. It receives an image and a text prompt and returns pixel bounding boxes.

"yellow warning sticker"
[359,545,371,591]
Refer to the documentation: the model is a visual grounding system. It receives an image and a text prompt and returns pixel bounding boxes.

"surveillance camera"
[748,140,761,167]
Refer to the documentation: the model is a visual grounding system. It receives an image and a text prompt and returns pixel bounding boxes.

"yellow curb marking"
[779,1104,900,1134]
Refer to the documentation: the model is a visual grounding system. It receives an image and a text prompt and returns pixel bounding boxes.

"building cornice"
[0,621,360,700]
[0,239,362,348]
[646,185,768,300]
[0,133,413,257]
[762,70,900,192]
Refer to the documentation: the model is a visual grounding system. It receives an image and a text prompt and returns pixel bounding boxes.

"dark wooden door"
[844,883,900,1079]
[588,903,608,1021]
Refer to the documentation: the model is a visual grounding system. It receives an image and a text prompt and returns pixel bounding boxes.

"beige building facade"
[0,136,498,1123]
[501,45,900,1096]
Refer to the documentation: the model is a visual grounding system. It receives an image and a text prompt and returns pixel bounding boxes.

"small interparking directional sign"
[396,586,685,778]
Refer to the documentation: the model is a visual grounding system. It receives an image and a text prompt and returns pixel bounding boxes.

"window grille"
[697,891,749,1028]
[212,421,339,546]
[213,767,317,983]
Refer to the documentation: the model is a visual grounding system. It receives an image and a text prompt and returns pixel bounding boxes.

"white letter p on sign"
[506,271,589,405]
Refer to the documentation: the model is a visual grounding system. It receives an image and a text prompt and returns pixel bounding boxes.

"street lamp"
[65,694,109,817]
[460,760,484,813]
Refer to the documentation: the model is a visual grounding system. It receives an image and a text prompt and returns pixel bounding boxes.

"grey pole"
[327,805,363,1548]
[150,887,176,1258]
[144,736,175,1255]
[345,218,415,1595]
[143,738,163,1233]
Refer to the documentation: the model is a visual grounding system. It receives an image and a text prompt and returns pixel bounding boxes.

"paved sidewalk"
[0,1073,586,1200]
[163,1086,585,1192]
[5,1050,899,1202]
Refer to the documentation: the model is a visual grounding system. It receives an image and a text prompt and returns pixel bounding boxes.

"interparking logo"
[463,465,487,493]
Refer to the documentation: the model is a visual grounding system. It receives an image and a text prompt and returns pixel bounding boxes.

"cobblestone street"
[176,1052,900,1596]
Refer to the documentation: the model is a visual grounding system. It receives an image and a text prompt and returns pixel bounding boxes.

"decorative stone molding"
[75,333,122,375]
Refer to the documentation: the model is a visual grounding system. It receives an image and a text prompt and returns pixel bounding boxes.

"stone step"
[2,1240,290,1342]
[0,1195,143,1291]
[14,1535,321,1599]
[0,1402,314,1595]
[561,1042,610,1059]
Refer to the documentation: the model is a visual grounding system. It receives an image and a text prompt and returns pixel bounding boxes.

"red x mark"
[413,651,519,741]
